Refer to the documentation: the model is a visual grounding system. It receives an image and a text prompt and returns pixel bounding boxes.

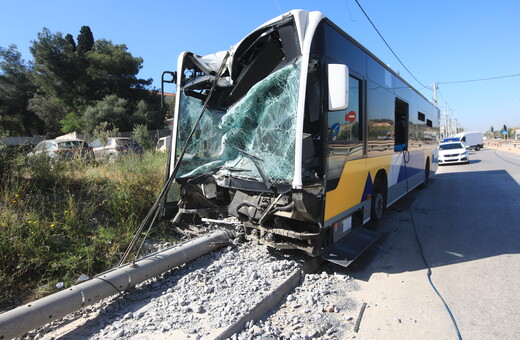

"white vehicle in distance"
[452,131,483,151]
[27,139,94,164]
[438,141,469,165]
[156,136,171,153]
[89,137,143,162]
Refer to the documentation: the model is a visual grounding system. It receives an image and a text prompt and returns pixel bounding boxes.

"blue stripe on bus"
[397,151,425,182]
[361,172,373,203]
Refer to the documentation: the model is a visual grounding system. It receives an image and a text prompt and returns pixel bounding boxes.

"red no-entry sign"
[345,111,356,123]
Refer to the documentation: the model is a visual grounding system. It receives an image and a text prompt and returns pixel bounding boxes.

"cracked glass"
[175,58,302,184]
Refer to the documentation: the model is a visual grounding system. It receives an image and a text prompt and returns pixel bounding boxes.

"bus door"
[388,98,409,203]
[324,73,365,227]
[322,69,380,267]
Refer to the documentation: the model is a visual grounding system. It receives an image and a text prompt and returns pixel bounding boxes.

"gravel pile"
[235,270,359,340]
[34,240,302,340]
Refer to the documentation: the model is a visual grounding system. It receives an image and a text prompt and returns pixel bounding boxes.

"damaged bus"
[162,10,439,266]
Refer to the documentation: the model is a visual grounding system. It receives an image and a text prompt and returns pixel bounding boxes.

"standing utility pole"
[443,102,449,137]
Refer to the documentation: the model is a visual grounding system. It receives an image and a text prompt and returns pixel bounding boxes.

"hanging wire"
[353,0,432,91]
[438,72,520,85]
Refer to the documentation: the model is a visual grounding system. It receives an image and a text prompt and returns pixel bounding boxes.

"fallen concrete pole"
[0,230,232,340]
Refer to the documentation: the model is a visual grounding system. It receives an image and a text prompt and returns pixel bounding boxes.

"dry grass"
[0,149,177,309]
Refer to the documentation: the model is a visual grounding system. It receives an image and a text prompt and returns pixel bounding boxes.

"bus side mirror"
[328,64,349,111]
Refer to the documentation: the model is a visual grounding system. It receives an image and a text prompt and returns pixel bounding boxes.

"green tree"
[93,121,119,146]
[30,28,81,108]
[65,34,76,52]
[86,39,151,100]
[132,100,152,126]
[60,111,84,134]
[28,94,68,135]
[0,45,40,136]
[132,124,154,150]
[25,27,162,136]
[133,91,171,130]
[83,95,129,134]
[77,26,94,55]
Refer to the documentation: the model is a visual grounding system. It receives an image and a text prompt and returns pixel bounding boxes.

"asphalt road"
[343,148,520,339]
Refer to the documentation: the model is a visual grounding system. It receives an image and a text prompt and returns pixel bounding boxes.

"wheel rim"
[374,192,384,220]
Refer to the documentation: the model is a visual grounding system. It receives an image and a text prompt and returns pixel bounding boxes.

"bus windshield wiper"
[229,145,273,190]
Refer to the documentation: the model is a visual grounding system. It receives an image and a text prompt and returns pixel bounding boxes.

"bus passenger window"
[328,76,361,142]
[394,98,409,152]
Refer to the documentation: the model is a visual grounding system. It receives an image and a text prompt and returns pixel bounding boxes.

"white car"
[28,139,94,164]
[438,141,469,165]
[89,137,143,162]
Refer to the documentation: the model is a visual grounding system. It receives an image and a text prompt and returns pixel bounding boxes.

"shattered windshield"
[175,58,302,184]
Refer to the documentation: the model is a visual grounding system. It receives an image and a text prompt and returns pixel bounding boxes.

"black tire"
[371,182,386,223]
[475,145,481,151]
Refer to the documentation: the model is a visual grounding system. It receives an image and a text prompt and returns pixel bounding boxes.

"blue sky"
[1,0,519,133]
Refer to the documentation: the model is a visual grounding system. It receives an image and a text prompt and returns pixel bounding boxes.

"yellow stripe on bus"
[324,155,394,222]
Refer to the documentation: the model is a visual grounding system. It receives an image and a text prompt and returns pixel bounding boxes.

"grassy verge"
[0,148,177,309]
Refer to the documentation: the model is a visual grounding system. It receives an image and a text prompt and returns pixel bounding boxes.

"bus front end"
[164,11,327,256]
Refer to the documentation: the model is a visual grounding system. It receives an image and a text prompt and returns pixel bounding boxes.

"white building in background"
[514,128,520,140]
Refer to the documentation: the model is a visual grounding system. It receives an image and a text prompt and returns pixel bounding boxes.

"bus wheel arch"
[420,157,430,189]
[371,170,388,222]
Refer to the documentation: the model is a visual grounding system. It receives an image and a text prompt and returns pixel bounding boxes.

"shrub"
[132,124,154,151]
[0,151,173,309]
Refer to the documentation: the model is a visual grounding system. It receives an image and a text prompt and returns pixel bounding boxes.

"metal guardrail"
[484,140,520,148]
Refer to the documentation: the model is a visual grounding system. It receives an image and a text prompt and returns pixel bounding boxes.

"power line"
[438,72,520,85]
[353,0,432,91]
[272,0,282,15]
[436,86,449,106]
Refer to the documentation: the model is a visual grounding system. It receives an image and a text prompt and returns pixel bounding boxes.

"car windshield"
[58,141,83,148]
[439,143,464,150]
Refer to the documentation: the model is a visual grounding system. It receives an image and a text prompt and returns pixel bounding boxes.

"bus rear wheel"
[371,175,386,222]
[372,190,385,221]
